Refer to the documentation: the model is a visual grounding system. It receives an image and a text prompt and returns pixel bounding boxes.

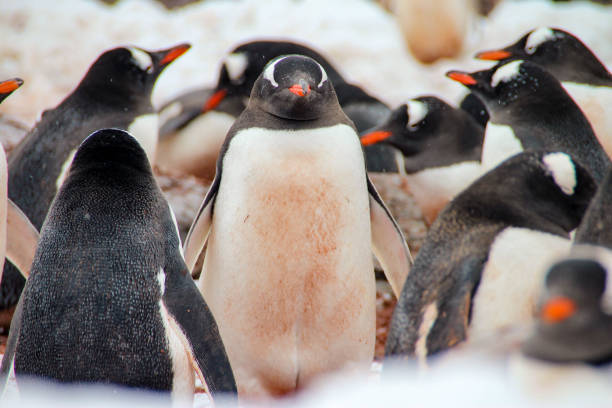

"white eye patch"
[224,52,248,83]
[543,152,577,195]
[316,61,328,88]
[491,60,523,88]
[525,27,556,55]
[406,100,428,128]
[263,56,288,87]
[128,47,153,72]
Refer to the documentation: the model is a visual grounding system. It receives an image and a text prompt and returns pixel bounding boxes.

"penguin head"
[475,28,609,83]
[360,96,483,171]
[446,60,560,113]
[0,78,23,105]
[79,43,190,100]
[521,258,612,363]
[248,54,338,121]
[203,40,344,113]
[71,128,152,176]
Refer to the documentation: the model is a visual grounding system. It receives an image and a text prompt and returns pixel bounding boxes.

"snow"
[0,0,610,126]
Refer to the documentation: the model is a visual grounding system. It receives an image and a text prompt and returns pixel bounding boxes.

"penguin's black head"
[249,54,338,121]
[203,40,344,113]
[78,43,190,101]
[475,27,611,84]
[71,128,151,175]
[521,258,612,364]
[0,78,23,105]
[545,258,606,306]
[446,60,562,114]
[360,96,483,171]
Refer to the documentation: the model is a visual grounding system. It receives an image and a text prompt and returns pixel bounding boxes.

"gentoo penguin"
[182,55,412,397]
[156,40,397,180]
[521,258,612,364]
[446,60,610,183]
[0,128,236,401]
[385,151,596,360]
[0,43,190,323]
[360,96,484,224]
[0,79,38,329]
[475,27,612,158]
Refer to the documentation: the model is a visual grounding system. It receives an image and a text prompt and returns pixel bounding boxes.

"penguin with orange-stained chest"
[182,55,412,397]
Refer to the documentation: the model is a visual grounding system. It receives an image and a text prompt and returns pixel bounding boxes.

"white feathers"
[415,302,438,364]
[224,52,248,82]
[56,149,76,190]
[168,203,184,256]
[316,61,328,88]
[543,152,577,195]
[406,100,428,128]
[263,56,287,87]
[127,113,159,165]
[481,122,523,172]
[525,27,556,55]
[491,60,523,88]
[470,227,572,341]
[128,47,152,72]
[157,268,166,295]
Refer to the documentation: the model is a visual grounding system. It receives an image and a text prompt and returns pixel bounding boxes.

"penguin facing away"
[446,60,610,183]
[182,55,412,397]
[156,40,398,180]
[0,128,236,401]
[360,96,484,224]
[0,79,38,329]
[386,151,596,360]
[475,27,612,159]
[0,43,190,322]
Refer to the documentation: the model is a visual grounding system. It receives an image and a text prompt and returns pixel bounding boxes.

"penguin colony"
[0,13,611,406]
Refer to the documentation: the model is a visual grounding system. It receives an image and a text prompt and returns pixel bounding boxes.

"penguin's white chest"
[481,122,523,172]
[469,227,571,341]
[128,113,159,165]
[200,124,375,395]
[156,111,235,180]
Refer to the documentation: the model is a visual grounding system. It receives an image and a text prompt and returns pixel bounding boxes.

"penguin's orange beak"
[541,296,576,323]
[361,130,392,146]
[288,84,310,97]
[159,43,191,66]
[0,78,23,94]
[475,49,513,61]
[202,89,227,112]
[446,71,477,86]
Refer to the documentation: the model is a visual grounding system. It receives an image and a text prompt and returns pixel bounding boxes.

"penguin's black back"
[14,130,174,389]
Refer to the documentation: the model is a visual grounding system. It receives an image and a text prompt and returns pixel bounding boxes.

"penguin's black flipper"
[162,255,237,396]
[367,177,413,297]
[158,88,213,140]
[6,199,38,279]
[183,174,221,275]
[0,294,24,397]
[386,256,482,358]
